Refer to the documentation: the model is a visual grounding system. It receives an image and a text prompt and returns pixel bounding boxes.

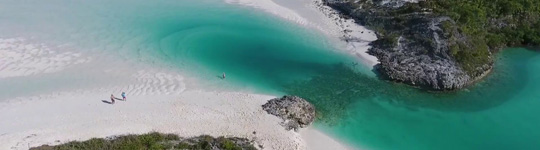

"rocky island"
[323,0,540,90]
[262,96,316,131]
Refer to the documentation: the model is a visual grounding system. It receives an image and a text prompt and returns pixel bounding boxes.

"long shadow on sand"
[101,100,113,104]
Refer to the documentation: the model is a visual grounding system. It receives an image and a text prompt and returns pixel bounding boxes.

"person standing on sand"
[110,94,115,104]
[121,92,126,101]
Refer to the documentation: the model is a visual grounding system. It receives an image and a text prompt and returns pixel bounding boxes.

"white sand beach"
[0,37,350,150]
[226,0,379,67]
[0,0,368,149]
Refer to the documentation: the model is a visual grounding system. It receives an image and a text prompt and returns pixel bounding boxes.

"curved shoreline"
[0,1,365,149]
[0,36,350,150]
[226,0,379,67]
[224,0,377,149]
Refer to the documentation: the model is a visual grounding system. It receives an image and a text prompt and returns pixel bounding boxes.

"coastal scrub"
[323,0,540,90]
[30,132,257,150]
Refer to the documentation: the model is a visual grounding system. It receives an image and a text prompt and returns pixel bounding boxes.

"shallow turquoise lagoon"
[151,4,540,148]
[308,49,540,150]
[1,0,539,149]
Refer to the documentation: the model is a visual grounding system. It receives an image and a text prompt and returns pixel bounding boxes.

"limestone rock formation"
[323,0,493,90]
[262,96,316,131]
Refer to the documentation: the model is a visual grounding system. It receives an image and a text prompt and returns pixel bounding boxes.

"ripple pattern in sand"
[0,38,91,78]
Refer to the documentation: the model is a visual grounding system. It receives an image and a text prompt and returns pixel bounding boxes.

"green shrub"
[31,133,255,150]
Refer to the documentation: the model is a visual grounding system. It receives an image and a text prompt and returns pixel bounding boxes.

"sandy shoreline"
[0,88,296,149]
[0,89,348,150]
[0,0,366,149]
[226,0,379,67]
[0,36,350,150]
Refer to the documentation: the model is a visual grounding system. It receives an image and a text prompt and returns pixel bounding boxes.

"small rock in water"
[262,95,316,131]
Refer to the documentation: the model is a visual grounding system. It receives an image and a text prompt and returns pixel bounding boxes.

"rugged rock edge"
[322,0,494,90]
[262,96,316,131]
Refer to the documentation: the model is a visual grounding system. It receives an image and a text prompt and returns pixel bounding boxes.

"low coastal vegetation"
[30,132,257,150]
[323,0,540,90]
[416,0,540,73]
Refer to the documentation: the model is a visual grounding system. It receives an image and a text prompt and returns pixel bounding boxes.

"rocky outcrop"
[368,16,478,90]
[322,0,493,90]
[262,96,315,131]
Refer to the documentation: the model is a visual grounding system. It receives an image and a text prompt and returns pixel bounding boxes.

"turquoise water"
[300,49,540,150]
[1,0,540,149]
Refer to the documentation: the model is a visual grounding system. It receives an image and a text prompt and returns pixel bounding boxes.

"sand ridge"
[0,38,91,78]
